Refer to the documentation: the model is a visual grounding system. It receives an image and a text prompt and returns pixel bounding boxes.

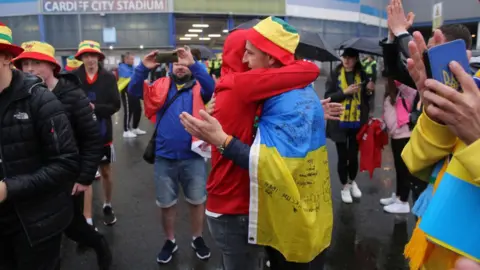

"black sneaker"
[103,205,117,226]
[157,240,178,264]
[76,221,99,253]
[191,237,211,260]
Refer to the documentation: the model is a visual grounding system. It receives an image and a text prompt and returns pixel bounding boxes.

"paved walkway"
[61,78,415,270]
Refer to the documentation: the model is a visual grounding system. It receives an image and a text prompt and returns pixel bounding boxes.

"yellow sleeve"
[401,111,457,173]
[454,139,480,185]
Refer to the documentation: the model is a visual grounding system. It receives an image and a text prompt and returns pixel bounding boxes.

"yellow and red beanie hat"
[65,55,82,71]
[12,41,61,74]
[75,40,105,61]
[246,16,300,65]
[0,22,23,58]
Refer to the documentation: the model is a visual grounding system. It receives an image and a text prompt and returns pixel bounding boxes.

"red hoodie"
[207,29,321,215]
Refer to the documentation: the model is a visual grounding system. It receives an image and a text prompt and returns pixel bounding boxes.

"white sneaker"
[95,170,101,179]
[123,131,137,138]
[380,193,398,206]
[383,201,410,214]
[350,181,362,198]
[132,128,147,135]
[341,187,353,204]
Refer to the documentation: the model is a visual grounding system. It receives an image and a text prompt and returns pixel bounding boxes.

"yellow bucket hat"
[75,40,105,61]
[0,22,24,57]
[12,41,60,74]
[65,55,83,71]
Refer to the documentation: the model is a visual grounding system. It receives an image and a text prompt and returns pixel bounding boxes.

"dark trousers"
[335,129,359,185]
[390,138,428,203]
[0,231,62,270]
[120,89,141,132]
[266,247,326,270]
[64,193,103,250]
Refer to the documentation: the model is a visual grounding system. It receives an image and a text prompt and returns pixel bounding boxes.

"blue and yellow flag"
[248,86,333,263]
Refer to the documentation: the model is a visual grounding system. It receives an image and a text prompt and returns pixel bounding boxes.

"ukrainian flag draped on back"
[248,86,333,263]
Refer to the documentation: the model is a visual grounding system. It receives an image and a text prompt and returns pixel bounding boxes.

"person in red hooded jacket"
[187,17,320,270]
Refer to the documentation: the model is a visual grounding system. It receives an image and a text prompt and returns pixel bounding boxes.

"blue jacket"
[128,62,215,159]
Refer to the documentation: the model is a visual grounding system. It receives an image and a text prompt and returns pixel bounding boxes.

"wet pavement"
[61,77,416,270]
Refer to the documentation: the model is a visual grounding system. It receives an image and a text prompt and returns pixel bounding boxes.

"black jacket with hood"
[52,72,103,186]
[0,69,79,245]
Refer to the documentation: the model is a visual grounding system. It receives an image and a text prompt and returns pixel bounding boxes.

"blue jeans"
[154,156,206,208]
[207,215,264,270]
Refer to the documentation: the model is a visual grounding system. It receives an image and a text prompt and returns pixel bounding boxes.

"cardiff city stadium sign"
[42,0,169,13]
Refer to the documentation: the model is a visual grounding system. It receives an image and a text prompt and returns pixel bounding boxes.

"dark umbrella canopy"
[296,30,340,62]
[231,19,339,62]
[335,37,383,56]
[229,19,261,33]
[189,45,214,60]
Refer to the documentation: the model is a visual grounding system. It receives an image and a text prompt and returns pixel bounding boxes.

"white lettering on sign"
[42,0,167,13]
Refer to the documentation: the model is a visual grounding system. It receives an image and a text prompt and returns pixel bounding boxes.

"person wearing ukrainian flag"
[72,40,121,228]
[0,23,80,270]
[401,29,480,270]
[12,40,113,270]
[65,55,83,72]
[118,52,146,138]
[180,17,331,270]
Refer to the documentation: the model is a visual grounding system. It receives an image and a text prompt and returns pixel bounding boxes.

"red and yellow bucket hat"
[12,41,61,74]
[75,40,105,61]
[0,22,24,57]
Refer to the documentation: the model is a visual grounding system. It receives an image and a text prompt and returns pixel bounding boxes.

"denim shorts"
[154,156,207,208]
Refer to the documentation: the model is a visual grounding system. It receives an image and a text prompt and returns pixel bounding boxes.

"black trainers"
[191,237,211,260]
[76,222,99,253]
[157,240,178,264]
[103,205,117,226]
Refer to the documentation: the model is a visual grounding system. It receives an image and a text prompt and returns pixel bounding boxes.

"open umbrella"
[230,19,261,33]
[231,19,339,62]
[296,30,340,62]
[335,37,383,56]
[189,45,214,60]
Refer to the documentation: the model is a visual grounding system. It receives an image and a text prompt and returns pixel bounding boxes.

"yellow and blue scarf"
[405,143,480,270]
[338,67,362,129]
[248,85,333,263]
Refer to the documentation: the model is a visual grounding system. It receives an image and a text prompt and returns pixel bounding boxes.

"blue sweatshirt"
[128,62,215,159]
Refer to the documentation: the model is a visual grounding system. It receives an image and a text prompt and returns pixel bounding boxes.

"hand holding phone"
[142,50,161,70]
[423,39,470,92]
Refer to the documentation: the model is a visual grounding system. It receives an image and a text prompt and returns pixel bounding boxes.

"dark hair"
[336,55,363,74]
[439,24,473,50]
[384,77,399,105]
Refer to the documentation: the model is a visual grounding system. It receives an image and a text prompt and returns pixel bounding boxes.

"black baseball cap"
[341,48,359,58]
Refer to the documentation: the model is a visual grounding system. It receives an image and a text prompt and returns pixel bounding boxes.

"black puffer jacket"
[53,72,102,186]
[2,70,79,245]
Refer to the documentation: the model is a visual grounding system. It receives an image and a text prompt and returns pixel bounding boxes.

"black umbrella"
[189,45,214,60]
[230,19,261,33]
[335,37,383,56]
[231,19,339,62]
[296,30,340,62]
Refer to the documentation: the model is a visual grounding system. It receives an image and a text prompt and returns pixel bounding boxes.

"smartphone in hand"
[423,39,470,92]
[155,50,179,64]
